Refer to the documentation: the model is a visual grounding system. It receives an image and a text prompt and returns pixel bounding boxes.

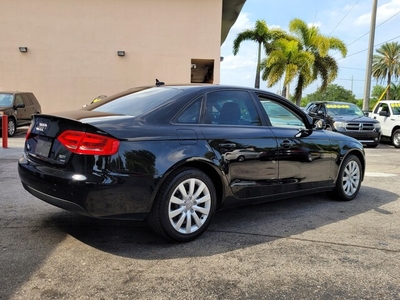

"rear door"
[200,89,279,200]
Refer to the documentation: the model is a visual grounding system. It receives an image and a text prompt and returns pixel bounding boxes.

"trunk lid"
[26,111,133,165]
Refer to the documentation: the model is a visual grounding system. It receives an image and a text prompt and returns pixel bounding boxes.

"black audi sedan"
[304,101,381,147]
[18,85,365,242]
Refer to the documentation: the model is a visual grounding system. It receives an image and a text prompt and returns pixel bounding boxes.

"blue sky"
[220,0,400,99]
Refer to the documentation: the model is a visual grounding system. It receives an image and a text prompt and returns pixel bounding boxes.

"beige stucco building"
[0,0,245,112]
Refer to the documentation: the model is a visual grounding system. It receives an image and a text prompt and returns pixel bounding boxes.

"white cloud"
[229,12,253,34]
[355,0,400,26]
[220,54,256,71]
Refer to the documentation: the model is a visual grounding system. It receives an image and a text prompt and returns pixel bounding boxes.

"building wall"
[0,0,222,112]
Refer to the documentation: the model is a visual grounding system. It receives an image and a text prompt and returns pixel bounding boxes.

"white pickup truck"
[369,100,400,148]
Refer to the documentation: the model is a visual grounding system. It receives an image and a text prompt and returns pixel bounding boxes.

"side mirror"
[313,119,326,130]
[13,103,25,109]
[379,111,390,117]
[295,129,312,138]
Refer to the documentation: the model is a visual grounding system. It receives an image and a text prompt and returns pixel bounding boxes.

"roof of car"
[310,101,356,104]
[105,84,269,101]
[0,91,31,94]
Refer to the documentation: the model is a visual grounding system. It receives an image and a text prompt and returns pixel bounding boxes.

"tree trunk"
[281,86,287,97]
[387,73,391,100]
[285,83,290,99]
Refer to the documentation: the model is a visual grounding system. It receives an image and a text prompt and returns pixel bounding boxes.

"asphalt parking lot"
[1,129,399,299]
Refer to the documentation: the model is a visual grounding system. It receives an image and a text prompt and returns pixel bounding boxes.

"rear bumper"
[22,182,90,215]
[18,155,153,220]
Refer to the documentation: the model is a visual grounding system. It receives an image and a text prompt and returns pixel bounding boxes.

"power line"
[329,0,360,36]
[336,78,364,81]
[339,66,365,71]
[332,9,400,58]
[346,10,400,48]
[338,35,400,60]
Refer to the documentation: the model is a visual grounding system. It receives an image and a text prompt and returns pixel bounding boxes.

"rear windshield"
[92,87,183,116]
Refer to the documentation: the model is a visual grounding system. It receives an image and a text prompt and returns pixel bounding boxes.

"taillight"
[57,130,120,155]
[26,122,33,140]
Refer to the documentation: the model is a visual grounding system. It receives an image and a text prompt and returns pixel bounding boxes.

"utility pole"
[363,0,378,111]
[351,76,354,92]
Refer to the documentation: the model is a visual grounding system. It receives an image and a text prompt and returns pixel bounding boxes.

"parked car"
[304,101,381,147]
[0,91,42,137]
[368,100,400,148]
[223,148,261,162]
[18,85,365,242]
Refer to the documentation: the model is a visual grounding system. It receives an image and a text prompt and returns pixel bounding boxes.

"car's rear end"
[18,112,153,220]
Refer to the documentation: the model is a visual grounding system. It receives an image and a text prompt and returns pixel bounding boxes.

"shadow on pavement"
[45,185,398,259]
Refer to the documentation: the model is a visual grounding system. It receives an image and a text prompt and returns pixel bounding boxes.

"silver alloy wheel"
[168,178,211,234]
[342,160,361,197]
[8,119,16,136]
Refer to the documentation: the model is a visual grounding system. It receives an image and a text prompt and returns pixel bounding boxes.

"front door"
[258,95,333,194]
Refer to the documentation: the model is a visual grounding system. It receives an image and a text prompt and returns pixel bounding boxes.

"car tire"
[8,118,16,137]
[148,167,216,242]
[328,154,362,201]
[391,129,400,148]
[237,155,245,162]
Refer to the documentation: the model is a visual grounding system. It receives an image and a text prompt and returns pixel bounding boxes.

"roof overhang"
[221,0,246,45]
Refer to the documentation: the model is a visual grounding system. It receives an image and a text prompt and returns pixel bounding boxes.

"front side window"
[260,98,305,129]
[205,90,261,126]
[15,95,24,106]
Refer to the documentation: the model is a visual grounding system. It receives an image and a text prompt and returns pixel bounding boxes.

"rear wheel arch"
[148,165,218,242]
[153,160,225,211]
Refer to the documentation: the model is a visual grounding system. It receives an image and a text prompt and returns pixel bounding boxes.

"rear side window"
[390,103,400,115]
[176,97,201,124]
[92,87,183,116]
[22,94,33,106]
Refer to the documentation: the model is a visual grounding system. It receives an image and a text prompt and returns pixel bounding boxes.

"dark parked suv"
[0,92,41,137]
[304,101,381,147]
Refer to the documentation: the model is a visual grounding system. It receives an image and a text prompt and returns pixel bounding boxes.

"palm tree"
[389,82,400,100]
[233,20,287,89]
[261,38,314,97]
[288,19,347,105]
[372,42,400,100]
